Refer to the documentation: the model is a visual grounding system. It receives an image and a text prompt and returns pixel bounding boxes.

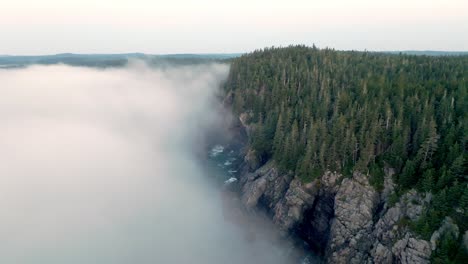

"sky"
[1,0,467,55]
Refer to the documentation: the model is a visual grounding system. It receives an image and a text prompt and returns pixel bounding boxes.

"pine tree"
[417,118,440,168]
[399,159,417,188]
[273,112,285,156]
[421,169,435,192]
[223,46,468,251]
[449,154,465,180]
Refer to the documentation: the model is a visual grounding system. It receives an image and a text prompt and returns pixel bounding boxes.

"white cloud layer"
[0,63,297,263]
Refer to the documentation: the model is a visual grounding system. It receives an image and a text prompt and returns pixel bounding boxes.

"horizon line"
[1,49,468,57]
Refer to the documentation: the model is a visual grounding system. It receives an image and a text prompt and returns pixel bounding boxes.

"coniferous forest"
[224,46,467,262]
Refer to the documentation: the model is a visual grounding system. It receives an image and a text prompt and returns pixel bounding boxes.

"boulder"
[392,233,431,264]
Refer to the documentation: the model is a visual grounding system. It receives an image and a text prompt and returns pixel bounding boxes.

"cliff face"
[238,153,434,263]
[229,118,439,264]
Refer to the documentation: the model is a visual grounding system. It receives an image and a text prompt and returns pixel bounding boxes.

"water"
[206,144,243,185]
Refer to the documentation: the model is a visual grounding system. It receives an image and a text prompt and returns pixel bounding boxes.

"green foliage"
[420,169,435,192]
[398,159,417,188]
[224,45,467,238]
[369,162,385,191]
[388,191,401,207]
[226,47,466,178]
[412,182,467,240]
[431,231,468,264]
[298,166,322,184]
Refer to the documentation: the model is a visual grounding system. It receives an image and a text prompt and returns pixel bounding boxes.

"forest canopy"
[224,46,467,260]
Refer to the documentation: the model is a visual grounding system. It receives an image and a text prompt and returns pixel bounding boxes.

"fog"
[0,62,300,263]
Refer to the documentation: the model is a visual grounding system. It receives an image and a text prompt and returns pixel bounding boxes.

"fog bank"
[0,62,299,263]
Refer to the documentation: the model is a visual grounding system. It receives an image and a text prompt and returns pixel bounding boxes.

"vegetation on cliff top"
[224,45,467,262]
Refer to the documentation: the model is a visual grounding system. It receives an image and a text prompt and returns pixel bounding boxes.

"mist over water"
[0,62,299,264]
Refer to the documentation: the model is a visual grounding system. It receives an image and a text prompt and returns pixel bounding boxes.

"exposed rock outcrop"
[381,168,396,211]
[326,172,380,263]
[227,115,436,263]
[369,187,433,263]
[236,156,439,263]
[273,179,319,231]
[295,171,340,254]
[240,161,293,211]
[244,148,261,172]
[239,160,320,233]
[392,234,431,264]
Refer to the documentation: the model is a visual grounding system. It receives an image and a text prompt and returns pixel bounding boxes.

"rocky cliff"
[227,116,466,264]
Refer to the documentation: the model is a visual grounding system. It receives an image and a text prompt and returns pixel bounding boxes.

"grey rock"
[273,179,319,231]
[242,176,267,209]
[430,217,459,251]
[373,205,404,246]
[382,167,396,208]
[244,148,261,172]
[370,188,433,263]
[237,150,436,264]
[371,242,393,264]
[261,167,294,209]
[321,171,340,190]
[238,112,252,136]
[399,190,431,222]
[295,172,341,254]
[392,233,431,264]
[240,161,293,211]
[326,171,380,263]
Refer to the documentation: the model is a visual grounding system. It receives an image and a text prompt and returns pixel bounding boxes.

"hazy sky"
[1,0,467,54]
